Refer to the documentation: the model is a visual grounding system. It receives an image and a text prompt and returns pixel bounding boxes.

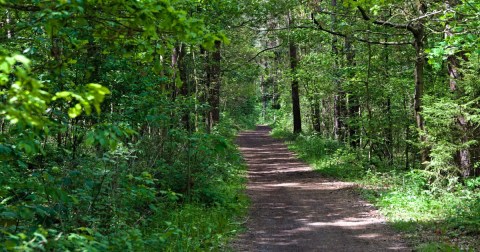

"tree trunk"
[192,48,200,131]
[412,24,428,166]
[261,60,267,121]
[331,0,345,141]
[6,10,13,39]
[289,12,302,134]
[445,0,472,177]
[404,95,410,170]
[345,36,359,147]
[171,45,181,101]
[312,98,321,133]
[386,97,394,164]
[177,43,193,132]
[457,115,472,177]
[305,81,321,133]
[365,38,373,162]
[384,42,394,164]
[290,41,302,134]
[207,40,222,130]
[201,46,210,131]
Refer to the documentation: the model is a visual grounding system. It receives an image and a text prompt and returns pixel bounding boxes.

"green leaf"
[13,55,30,66]
[68,103,83,118]
[53,91,72,100]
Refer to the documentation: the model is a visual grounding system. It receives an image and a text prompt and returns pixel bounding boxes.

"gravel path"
[232,126,410,252]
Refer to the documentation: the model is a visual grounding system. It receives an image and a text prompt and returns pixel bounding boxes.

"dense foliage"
[1,0,479,250]
[0,0,257,250]
[260,0,480,181]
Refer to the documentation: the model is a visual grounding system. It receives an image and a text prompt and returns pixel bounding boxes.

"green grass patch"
[145,200,247,251]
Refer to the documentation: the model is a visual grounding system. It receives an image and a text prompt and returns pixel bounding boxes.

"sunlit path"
[232,126,409,251]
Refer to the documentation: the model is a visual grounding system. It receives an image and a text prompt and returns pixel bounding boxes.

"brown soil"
[231,126,410,251]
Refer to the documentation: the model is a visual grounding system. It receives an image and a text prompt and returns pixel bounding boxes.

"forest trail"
[232,126,410,251]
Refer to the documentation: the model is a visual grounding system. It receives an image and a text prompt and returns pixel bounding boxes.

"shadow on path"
[231,126,409,252]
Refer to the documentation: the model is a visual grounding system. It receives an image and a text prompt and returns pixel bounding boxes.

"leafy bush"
[1,73,248,250]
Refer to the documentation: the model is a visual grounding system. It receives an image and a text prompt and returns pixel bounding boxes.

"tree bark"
[288,12,302,134]
[171,45,179,100]
[290,40,302,134]
[412,25,428,166]
[345,35,359,147]
[331,0,345,141]
[445,0,472,177]
[261,60,267,121]
[312,98,322,133]
[404,94,411,170]
[384,41,394,164]
[6,10,13,39]
[305,81,321,133]
[207,40,222,130]
[177,43,194,132]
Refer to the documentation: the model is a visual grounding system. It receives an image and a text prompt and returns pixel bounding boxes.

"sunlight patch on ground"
[356,233,382,239]
[308,218,383,228]
[271,183,300,187]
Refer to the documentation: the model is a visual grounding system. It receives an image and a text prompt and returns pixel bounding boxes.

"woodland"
[0,0,479,251]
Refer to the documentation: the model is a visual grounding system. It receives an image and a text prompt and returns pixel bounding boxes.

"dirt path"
[232,126,410,251]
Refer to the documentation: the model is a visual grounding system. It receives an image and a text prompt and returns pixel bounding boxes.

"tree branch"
[230,18,266,29]
[247,43,283,62]
[311,14,411,46]
[408,10,445,22]
[0,3,41,12]
[312,9,362,20]
[222,43,284,73]
[357,6,411,30]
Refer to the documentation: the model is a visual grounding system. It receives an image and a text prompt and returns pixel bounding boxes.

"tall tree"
[288,11,302,134]
[357,1,430,165]
[443,0,472,177]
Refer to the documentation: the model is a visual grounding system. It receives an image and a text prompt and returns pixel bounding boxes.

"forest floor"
[231,126,410,251]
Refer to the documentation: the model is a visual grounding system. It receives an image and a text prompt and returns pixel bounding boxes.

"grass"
[145,201,248,251]
[271,128,480,251]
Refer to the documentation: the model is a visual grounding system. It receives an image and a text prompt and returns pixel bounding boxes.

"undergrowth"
[271,128,480,251]
[1,119,248,251]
